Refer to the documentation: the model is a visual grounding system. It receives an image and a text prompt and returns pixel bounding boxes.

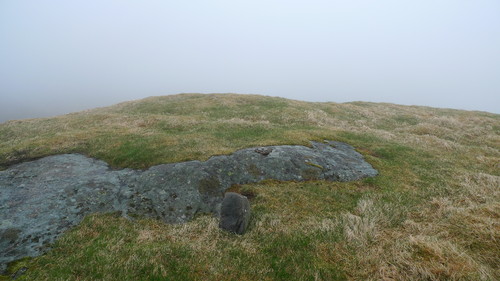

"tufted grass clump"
[1,93,499,280]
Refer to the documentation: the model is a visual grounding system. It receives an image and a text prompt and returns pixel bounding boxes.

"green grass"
[1,93,499,280]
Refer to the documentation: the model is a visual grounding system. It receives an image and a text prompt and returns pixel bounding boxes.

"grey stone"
[219,192,251,234]
[0,140,377,272]
[254,147,273,156]
[10,266,27,280]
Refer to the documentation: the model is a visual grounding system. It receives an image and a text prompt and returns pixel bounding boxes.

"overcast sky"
[1,0,499,122]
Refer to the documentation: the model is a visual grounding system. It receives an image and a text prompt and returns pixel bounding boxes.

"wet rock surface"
[0,140,377,272]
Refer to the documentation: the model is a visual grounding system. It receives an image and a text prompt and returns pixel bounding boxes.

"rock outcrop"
[0,140,377,272]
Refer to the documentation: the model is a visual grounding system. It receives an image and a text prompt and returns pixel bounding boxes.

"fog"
[1,0,499,123]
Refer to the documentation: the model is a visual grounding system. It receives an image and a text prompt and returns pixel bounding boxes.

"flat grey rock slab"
[0,140,377,272]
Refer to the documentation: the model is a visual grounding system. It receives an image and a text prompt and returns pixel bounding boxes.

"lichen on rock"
[0,140,377,272]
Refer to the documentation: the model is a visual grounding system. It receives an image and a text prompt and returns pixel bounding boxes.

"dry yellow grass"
[1,93,499,280]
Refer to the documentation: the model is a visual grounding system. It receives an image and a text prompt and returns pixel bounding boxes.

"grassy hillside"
[1,94,499,280]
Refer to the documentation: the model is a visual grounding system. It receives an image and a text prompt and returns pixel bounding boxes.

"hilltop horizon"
[2,1,500,125]
[2,92,499,124]
[1,93,498,280]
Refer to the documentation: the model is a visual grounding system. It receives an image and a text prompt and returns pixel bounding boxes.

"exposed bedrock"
[0,140,377,272]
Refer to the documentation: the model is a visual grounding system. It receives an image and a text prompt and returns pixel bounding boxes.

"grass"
[1,93,499,280]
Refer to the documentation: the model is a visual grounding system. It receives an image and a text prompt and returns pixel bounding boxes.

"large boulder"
[219,192,251,235]
[0,140,378,272]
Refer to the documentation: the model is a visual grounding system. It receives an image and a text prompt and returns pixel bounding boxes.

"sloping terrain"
[0,94,499,280]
